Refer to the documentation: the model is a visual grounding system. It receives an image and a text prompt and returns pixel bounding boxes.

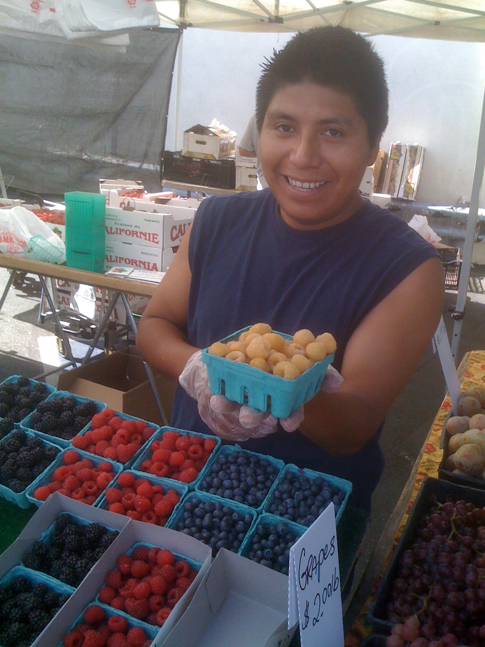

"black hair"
[256,26,388,146]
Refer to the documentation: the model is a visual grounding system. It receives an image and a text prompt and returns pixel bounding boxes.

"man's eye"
[276,123,293,133]
[324,128,342,137]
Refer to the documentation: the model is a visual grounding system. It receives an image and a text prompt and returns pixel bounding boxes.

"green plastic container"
[65,192,106,273]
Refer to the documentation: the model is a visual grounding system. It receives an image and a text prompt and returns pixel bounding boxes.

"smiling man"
[137,26,444,513]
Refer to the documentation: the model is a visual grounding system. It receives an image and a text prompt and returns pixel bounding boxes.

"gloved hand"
[179,350,343,440]
[179,350,278,442]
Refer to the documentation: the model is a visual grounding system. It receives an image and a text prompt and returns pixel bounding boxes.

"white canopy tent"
[156,0,485,362]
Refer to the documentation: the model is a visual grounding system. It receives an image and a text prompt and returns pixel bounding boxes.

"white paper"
[433,316,462,414]
[288,503,344,647]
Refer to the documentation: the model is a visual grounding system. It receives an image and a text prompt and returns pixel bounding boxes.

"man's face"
[259,81,379,231]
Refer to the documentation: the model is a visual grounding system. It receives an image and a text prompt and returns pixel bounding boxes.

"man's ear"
[367,139,381,167]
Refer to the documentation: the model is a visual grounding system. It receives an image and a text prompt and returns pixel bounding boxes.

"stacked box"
[182,124,236,160]
[65,192,106,273]
[162,151,236,189]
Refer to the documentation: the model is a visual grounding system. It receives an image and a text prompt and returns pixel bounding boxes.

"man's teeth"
[287,177,324,190]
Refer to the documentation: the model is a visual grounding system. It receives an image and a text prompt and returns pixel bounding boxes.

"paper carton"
[235,166,258,191]
[105,240,163,272]
[57,347,177,426]
[382,142,406,198]
[162,548,297,647]
[236,149,258,168]
[359,167,374,200]
[183,124,236,160]
[99,178,144,196]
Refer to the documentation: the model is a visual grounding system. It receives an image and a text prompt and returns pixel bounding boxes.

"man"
[238,113,268,189]
[137,26,444,512]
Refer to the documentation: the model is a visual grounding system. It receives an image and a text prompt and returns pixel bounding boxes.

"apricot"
[469,413,485,431]
[445,416,470,436]
[453,443,485,475]
[463,386,485,408]
[457,396,482,418]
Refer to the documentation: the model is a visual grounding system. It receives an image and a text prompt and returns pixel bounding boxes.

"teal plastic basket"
[65,191,106,273]
[24,236,65,264]
[202,327,334,418]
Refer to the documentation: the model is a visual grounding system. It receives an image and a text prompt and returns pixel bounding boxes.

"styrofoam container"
[25,447,121,508]
[131,426,221,489]
[74,411,160,469]
[263,463,352,527]
[0,428,61,508]
[196,444,284,512]
[20,390,107,448]
[95,468,188,527]
[202,327,334,418]
[167,490,256,555]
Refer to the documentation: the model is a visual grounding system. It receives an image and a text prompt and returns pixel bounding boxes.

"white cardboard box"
[162,548,297,647]
[4,493,213,647]
[105,206,194,250]
[235,166,258,191]
[236,149,257,168]
[105,240,163,272]
[359,166,374,201]
[182,124,236,160]
[99,179,144,196]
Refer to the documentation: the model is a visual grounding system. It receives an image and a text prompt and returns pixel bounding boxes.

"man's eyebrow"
[265,110,351,127]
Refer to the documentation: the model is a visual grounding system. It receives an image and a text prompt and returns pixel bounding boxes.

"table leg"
[81,291,121,365]
[0,270,17,311]
[38,275,78,366]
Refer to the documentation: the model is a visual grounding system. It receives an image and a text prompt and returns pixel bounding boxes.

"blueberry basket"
[131,426,221,489]
[74,411,160,468]
[239,512,306,573]
[263,463,352,527]
[56,602,159,647]
[367,476,485,637]
[196,444,284,511]
[202,326,335,418]
[20,390,107,448]
[21,511,121,587]
[167,490,257,555]
[95,468,188,527]
[25,447,121,508]
[0,428,61,508]
[0,374,56,424]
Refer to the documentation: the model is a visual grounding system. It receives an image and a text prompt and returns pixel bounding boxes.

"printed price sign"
[433,316,462,414]
[288,503,344,647]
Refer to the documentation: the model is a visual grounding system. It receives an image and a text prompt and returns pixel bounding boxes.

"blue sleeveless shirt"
[170,189,438,511]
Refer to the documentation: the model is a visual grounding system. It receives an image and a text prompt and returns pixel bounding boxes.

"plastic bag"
[407,214,441,244]
[0,206,66,263]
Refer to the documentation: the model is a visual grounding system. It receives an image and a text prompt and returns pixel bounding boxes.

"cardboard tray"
[195,444,284,512]
[367,476,485,635]
[438,411,485,490]
[202,327,334,419]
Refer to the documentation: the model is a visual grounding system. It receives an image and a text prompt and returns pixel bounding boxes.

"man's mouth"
[286,176,325,191]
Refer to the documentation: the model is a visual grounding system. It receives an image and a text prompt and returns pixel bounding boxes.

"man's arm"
[136,225,196,382]
[299,257,445,456]
[238,147,257,158]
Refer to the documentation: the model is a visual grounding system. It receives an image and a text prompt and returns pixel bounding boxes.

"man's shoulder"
[198,188,272,218]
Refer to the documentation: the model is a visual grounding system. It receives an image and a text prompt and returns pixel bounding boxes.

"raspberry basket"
[195,444,284,512]
[0,428,61,509]
[95,468,189,528]
[201,326,335,418]
[262,463,352,527]
[20,390,107,448]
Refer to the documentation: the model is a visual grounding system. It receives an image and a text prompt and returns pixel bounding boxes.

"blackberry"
[36,401,51,414]
[43,590,59,609]
[55,512,73,531]
[27,446,45,464]
[62,396,77,411]
[29,608,50,633]
[99,530,118,549]
[85,522,105,543]
[27,411,43,426]
[59,410,74,426]
[65,554,79,570]
[35,413,58,432]
[49,398,65,413]
[93,547,106,561]
[9,429,25,444]
[74,416,90,431]
[64,533,80,552]
[16,407,31,422]
[11,576,32,594]
[16,397,31,409]
[16,467,32,483]
[5,621,30,645]
[22,553,44,571]
[6,478,24,492]
[32,582,49,599]
[0,403,9,417]
[58,565,76,585]
[61,425,78,439]
[75,558,92,580]
[17,377,30,388]
[44,446,59,461]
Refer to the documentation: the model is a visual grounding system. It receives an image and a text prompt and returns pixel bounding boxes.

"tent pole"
[450,86,485,361]
[174,31,184,151]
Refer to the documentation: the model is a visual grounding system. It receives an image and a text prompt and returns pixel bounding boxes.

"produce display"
[22,512,119,587]
[197,447,280,508]
[136,429,218,484]
[0,376,52,426]
[103,471,182,526]
[32,450,116,505]
[242,517,303,574]
[207,323,337,379]
[61,604,153,647]
[0,429,60,493]
[24,394,101,441]
[71,410,157,464]
[31,208,65,225]
[97,544,198,627]
[0,572,71,647]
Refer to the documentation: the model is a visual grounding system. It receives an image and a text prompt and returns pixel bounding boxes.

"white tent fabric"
[156,0,485,42]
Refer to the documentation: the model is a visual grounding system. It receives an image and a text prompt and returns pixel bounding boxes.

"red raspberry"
[107,633,128,647]
[174,435,191,451]
[126,626,148,647]
[133,581,151,599]
[72,435,89,450]
[134,420,146,434]
[133,495,151,514]
[34,485,51,501]
[63,629,84,647]
[98,624,111,642]
[77,468,95,482]
[131,560,150,579]
[148,594,166,612]
[117,444,134,464]
[179,467,198,483]
[71,487,86,501]
[63,450,81,465]
[108,503,125,515]
[98,586,117,605]
[176,576,193,592]
[187,444,203,460]
[109,416,124,431]
[139,460,153,472]
[165,489,181,505]
[154,498,174,518]
[91,428,107,443]
[110,596,126,611]
[48,481,61,493]
[53,465,72,481]
[141,511,157,525]
[131,545,149,562]
[117,472,136,488]
[159,564,176,583]
[125,597,149,620]
[156,549,175,567]
[82,480,99,497]
[149,576,167,596]
[96,472,113,490]
[105,569,124,590]
[107,615,128,634]
[135,481,154,499]
[126,511,142,521]
[121,492,136,510]
[189,434,203,446]
[120,419,137,434]
[151,448,171,463]
[91,413,107,429]
[82,604,106,626]
[179,459,195,472]
[120,578,138,598]
[175,560,191,577]
[149,462,170,478]
[147,547,159,564]
[203,437,217,452]
[103,447,118,461]
[80,629,105,647]
[167,587,184,608]
[103,408,115,419]
[155,607,172,626]
[142,426,155,442]
[97,461,114,473]
[116,555,133,576]
[105,487,123,504]
[168,451,185,467]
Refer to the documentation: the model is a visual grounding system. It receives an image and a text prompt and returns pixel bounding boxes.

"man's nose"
[290,133,321,168]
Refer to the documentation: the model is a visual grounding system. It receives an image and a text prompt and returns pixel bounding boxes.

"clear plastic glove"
[179,350,278,442]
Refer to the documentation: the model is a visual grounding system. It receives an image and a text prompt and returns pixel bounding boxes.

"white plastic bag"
[407,214,441,244]
[0,206,66,263]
